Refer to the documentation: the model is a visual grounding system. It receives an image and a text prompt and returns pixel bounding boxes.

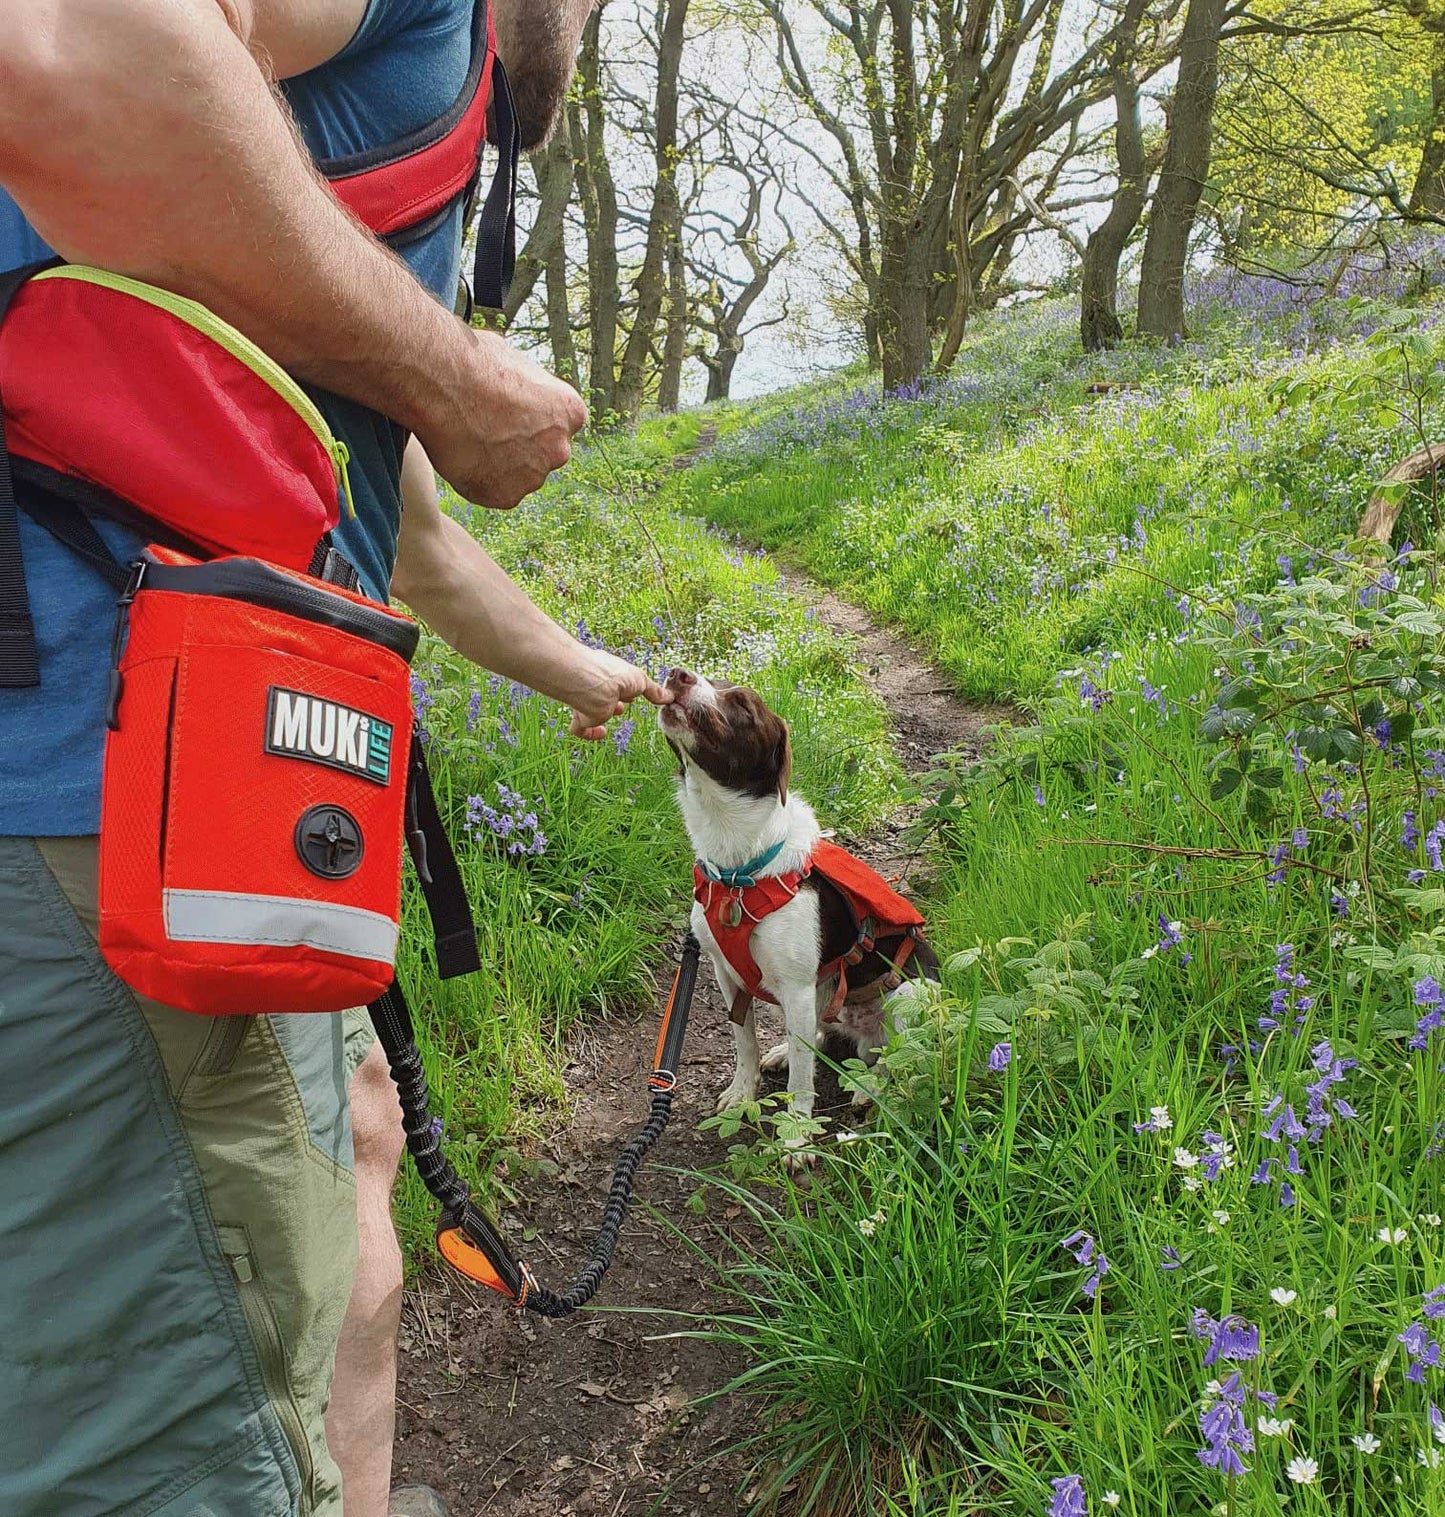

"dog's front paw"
[759,1040,789,1073]
[781,1134,819,1171]
[715,1079,759,1115]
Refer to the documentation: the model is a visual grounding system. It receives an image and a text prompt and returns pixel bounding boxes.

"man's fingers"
[640,678,673,706]
[569,713,607,741]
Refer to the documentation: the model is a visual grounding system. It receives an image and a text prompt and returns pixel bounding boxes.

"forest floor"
[391,570,994,1517]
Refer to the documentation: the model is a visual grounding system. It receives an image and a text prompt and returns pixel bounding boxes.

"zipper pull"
[333,439,357,520]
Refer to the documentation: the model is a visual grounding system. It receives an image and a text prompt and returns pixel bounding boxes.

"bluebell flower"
[988,1042,1012,1072]
[1196,1372,1254,1476]
[1047,1474,1087,1517]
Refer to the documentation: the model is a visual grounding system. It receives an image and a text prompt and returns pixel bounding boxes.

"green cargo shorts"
[0,837,372,1517]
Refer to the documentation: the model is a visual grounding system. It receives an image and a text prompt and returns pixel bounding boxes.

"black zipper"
[140,556,419,661]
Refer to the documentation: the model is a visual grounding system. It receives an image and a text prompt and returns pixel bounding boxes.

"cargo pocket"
[216,1225,315,1508]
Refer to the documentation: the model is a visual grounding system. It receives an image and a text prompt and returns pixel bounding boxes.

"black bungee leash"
[370,932,700,1317]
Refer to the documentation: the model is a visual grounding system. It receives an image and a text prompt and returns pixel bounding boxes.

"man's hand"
[420,331,587,510]
[391,440,673,736]
[560,648,672,741]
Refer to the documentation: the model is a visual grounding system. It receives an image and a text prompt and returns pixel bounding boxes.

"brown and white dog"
[658,667,937,1139]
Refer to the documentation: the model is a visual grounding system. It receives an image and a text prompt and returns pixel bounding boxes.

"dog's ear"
[774,719,792,806]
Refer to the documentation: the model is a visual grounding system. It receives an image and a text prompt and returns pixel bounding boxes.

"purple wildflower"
[988,1042,1012,1073]
[611,718,636,755]
[1404,811,1421,851]
[1428,821,1445,872]
[1193,1312,1261,1367]
[1410,977,1445,1052]
[1400,1299,1445,1383]
[1161,1245,1183,1271]
[1196,1372,1254,1477]
[1047,1474,1087,1517]
[1062,1230,1109,1298]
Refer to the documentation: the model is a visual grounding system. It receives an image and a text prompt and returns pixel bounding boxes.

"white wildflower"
[1182,1175,1203,1193]
[1150,1105,1173,1131]
[1102,1494,1120,1509]
[1378,1226,1409,1244]
[1258,1417,1293,1438]
[1211,1210,1231,1227]
[1270,1288,1298,1307]
[1421,1213,1443,1229]
[1324,1305,1338,1320]
[1140,945,1158,960]
[1286,1456,1319,1485]
[1352,1433,1382,1455]
[1174,1148,1199,1169]
[1420,1448,1443,1470]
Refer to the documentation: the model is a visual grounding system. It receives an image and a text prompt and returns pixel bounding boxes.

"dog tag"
[725,898,743,928]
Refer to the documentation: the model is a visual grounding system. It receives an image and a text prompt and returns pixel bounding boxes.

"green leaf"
[1252,766,1284,790]
[1210,768,1245,800]
[1198,707,1227,742]
[1329,727,1363,763]
[1244,787,1275,825]
[1219,678,1262,710]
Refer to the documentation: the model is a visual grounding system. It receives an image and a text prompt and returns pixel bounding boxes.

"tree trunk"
[874,0,932,390]
[657,224,688,412]
[1136,0,1225,342]
[503,115,575,324]
[572,11,620,417]
[614,0,690,419]
[1412,26,1445,218]
[544,221,578,389]
[1081,42,1147,350]
[704,342,740,402]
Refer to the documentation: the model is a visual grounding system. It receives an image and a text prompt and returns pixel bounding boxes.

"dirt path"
[392,557,993,1517]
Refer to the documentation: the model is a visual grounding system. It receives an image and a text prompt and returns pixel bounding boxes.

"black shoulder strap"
[405,733,482,979]
[0,260,57,689]
[472,57,519,313]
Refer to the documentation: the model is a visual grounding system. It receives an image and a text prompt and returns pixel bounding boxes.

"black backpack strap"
[472,56,518,313]
[14,479,130,594]
[404,732,482,979]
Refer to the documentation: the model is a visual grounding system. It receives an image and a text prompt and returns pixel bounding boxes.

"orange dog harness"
[693,839,925,1024]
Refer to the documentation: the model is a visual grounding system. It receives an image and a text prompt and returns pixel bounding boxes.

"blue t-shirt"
[0,0,471,835]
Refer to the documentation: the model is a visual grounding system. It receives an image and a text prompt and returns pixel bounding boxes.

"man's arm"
[0,0,584,508]
[390,440,670,740]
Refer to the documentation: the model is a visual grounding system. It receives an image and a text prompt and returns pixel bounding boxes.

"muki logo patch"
[265,687,393,785]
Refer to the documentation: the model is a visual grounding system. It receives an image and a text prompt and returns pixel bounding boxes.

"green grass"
[670,293,1445,704]
[392,422,900,1258]
[667,272,1445,1513]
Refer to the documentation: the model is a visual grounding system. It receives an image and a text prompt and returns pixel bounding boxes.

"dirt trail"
[392,556,994,1517]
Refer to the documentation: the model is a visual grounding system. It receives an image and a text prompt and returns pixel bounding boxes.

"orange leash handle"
[384,935,702,1318]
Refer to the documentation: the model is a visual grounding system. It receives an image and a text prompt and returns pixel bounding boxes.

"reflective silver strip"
[163,889,398,964]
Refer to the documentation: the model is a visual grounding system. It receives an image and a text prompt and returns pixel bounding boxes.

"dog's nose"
[665,667,696,693]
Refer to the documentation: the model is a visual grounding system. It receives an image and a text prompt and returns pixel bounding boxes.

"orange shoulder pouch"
[98,547,421,1015]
